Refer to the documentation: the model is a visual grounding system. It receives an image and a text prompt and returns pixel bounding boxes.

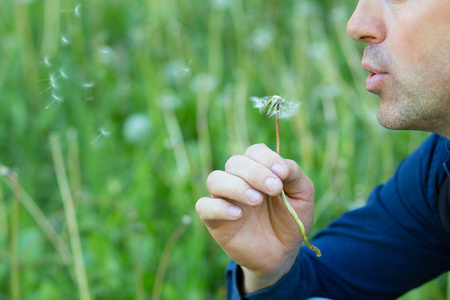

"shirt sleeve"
[226,134,450,300]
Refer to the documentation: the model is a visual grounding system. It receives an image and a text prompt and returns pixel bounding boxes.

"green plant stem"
[152,221,189,300]
[275,115,321,257]
[50,133,91,300]
[10,172,20,300]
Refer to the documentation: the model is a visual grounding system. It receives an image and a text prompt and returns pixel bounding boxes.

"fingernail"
[265,178,280,193]
[228,206,242,218]
[246,189,262,204]
[272,163,284,177]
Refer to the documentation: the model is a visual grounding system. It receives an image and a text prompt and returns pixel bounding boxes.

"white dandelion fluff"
[75,4,81,17]
[61,35,70,45]
[183,59,192,73]
[45,93,64,110]
[91,127,110,144]
[44,56,52,67]
[59,69,69,79]
[82,82,95,88]
[123,113,152,143]
[250,95,300,119]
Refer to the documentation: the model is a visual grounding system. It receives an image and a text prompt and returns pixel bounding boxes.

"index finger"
[244,143,289,180]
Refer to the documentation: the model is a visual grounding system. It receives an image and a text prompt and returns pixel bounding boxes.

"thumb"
[282,159,315,202]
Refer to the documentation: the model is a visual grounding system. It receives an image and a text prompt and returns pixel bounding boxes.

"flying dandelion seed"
[61,35,70,45]
[59,69,69,79]
[75,4,81,17]
[82,82,95,88]
[45,93,64,110]
[61,4,81,17]
[31,56,52,68]
[39,74,59,94]
[82,82,95,101]
[91,128,110,144]
[37,71,68,84]
[44,56,52,67]
[183,59,192,73]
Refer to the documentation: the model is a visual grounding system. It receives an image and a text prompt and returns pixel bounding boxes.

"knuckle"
[247,163,262,180]
[244,143,266,157]
[206,170,221,190]
[224,155,242,171]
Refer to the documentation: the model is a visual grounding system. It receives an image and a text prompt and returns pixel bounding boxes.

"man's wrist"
[240,254,298,294]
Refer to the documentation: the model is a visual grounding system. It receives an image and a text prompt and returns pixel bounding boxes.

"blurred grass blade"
[9,172,20,300]
[50,133,91,300]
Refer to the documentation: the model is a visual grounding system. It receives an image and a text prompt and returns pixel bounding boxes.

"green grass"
[0,0,445,299]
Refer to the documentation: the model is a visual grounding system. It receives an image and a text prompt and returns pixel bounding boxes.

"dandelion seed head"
[159,92,181,109]
[249,26,275,51]
[251,95,300,119]
[164,59,186,83]
[191,73,217,93]
[181,215,192,225]
[211,0,230,10]
[123,113,152,143]
[0,164,11,176]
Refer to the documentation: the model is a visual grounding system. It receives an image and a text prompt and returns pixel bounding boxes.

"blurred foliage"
[0,0,445,299]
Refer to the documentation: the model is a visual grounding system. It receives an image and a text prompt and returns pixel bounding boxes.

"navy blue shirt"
[226,134,450,299]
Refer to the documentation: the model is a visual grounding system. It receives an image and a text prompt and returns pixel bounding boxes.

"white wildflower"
[250,95,300,119]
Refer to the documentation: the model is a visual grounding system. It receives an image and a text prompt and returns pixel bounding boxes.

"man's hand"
[195,144,315,293]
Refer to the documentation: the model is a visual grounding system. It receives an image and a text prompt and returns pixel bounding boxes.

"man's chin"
[376,107,408,131]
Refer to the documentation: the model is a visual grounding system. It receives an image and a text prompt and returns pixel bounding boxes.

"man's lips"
[362,62,388,93]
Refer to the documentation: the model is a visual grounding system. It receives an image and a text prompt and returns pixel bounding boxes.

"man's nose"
[347,0,386,44]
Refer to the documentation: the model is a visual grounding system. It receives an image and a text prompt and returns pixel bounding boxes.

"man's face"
[347,0,450,137]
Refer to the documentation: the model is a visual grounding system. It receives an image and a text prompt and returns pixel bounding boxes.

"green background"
[0,0,446,299]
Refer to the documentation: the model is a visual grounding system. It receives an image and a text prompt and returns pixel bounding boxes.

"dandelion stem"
[276,115,281,154]
[275,116,321,257]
